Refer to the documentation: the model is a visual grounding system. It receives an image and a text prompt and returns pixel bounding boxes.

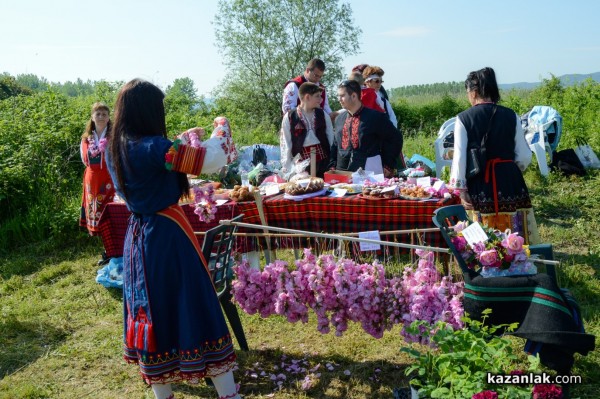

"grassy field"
[1,141,599,398]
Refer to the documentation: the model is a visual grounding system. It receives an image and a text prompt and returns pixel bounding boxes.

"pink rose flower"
[451,236,467,252]
[502,233,525,255]
[453,221,469,233]
[479,249,500,267]
[472,242,487,254]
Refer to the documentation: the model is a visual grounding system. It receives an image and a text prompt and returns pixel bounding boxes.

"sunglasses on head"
[369,79,383,84]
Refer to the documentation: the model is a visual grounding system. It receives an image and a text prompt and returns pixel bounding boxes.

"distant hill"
[499,72,600,90]
[389,72,600,98]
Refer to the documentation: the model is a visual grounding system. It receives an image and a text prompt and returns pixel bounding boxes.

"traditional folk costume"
[330,106,403,173]
[449,103,540,244]
[79,127,115,234]
[106,135,237,385]
[282,75,332,115]
[360,87,385,113]
[280,107,334,177]
[211,117,238,165]
[375,90,398,127]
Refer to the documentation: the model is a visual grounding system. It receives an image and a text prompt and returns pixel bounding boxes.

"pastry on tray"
[284,177,325,196]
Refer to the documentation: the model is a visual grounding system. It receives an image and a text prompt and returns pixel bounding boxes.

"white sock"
[211,371,240,399]
[151,383,173,399]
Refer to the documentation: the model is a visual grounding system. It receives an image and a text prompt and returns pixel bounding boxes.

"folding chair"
[521,106,563,177]
[432,205,595,374]
[201,214,249,351]
[433,117,456,178]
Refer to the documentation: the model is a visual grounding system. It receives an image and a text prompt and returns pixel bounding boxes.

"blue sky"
[1,0,598,96]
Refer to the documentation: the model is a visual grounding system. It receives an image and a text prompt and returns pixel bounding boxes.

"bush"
[1,73,599,253]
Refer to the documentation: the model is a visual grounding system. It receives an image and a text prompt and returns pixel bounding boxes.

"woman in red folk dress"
[79,102,115,262]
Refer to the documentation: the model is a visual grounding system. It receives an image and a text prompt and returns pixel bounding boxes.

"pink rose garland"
[231,249,464,342]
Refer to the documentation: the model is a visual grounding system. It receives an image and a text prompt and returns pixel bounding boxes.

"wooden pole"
[220,219,451,253]
[253,190,273,262]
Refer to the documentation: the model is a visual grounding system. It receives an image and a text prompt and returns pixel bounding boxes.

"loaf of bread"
[284,177,325,196]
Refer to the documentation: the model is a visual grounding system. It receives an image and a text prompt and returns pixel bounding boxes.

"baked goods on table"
[361,185,399,199]
[400,185,432,199]
[229,185,257,202]
[284,177,325,196]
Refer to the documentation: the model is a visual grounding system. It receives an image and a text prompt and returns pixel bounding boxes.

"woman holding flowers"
[449,67,540,244]
[79,102,115,242]
[106,79,241,399]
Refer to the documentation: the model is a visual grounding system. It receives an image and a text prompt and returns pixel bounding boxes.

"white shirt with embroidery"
[177,135,230,175]
[282,81,333,115]
[279,109,334,173]
[449,112,531,190]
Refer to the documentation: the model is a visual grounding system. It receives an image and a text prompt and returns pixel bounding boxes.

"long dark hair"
[108,79,189,200]
[464,67,501,103]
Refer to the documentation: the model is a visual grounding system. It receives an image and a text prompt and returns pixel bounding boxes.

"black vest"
[458,104,516,160]
[289,108,330,158]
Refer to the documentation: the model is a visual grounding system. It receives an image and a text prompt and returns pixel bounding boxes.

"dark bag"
[550,149,586,176]
[252,145,267,166]
[466,106,496,179]
[466,148,484,179]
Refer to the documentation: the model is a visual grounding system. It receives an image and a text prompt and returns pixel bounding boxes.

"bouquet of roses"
[192,184,218,223]
[450,221,537,277]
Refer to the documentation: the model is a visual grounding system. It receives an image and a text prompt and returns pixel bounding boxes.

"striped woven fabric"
[172,144,206,176]
[463,273,595,373]
[464,283,573,316]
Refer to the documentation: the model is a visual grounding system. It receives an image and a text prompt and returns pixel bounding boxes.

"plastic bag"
[574,138,600,169]
[351,168,376,185]
[96,257,123,289]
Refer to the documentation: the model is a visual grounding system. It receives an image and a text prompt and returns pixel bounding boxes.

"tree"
[0,74,33,100]
[214,0,361,133]
[165,77,200,113]
[164,78,213,134]
[15,73,50,92]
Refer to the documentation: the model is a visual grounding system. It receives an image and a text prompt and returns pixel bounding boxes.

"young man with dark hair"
[329,80,403,177]
[280,82,334,177]
[282,58,337,121]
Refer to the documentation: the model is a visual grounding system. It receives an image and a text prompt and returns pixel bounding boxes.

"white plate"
[283,188,328,201]
[330,183,363,194]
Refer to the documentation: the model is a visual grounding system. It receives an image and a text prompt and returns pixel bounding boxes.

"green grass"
[1,137,599,398]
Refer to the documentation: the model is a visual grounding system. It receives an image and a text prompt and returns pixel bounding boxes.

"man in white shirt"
[282,58,337,122]
[280,82,334,177]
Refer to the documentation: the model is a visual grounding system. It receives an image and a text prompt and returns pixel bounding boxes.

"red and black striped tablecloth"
[98,195,458,258]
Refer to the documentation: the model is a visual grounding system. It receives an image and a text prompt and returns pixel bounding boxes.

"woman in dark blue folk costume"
[106,79,242,399]
[449,67,540,244]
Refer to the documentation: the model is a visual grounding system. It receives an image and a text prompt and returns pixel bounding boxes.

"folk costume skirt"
[122,204,236,384]
[79,162,115,235]
[465,159,540,245]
